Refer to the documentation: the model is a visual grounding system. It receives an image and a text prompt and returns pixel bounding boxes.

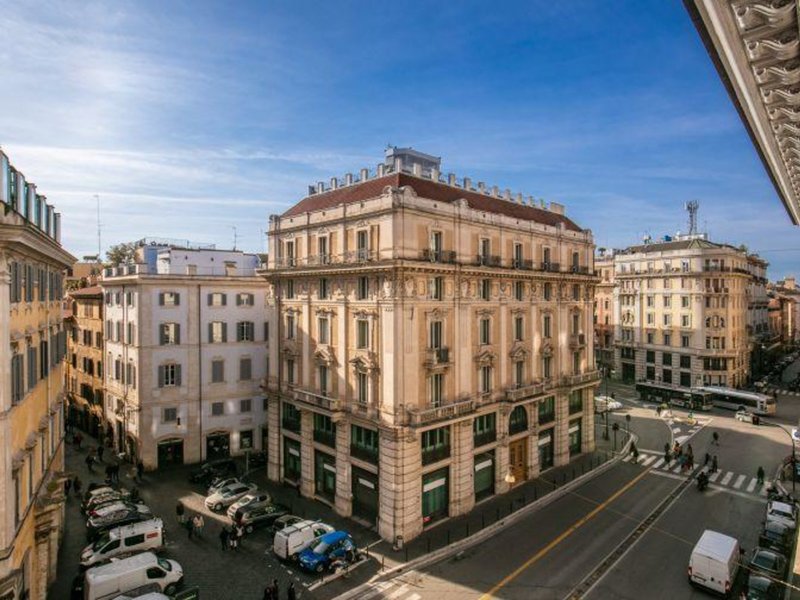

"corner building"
[0,150,73,598]
[264,149,599,544]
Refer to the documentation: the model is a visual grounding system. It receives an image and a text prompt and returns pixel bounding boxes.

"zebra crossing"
[623,451,768,499]
[354,572,425,600]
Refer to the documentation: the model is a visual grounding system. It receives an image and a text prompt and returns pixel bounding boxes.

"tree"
[105,242,138,266]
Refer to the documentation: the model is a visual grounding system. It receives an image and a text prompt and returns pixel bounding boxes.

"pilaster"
[299,410,314,497]
[266,396,281,481]
[334,418,352,516]
[554,392,569,467]
[449,420,475,517]
[378,428,421,544]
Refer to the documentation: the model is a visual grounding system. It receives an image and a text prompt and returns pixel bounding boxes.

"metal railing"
[424,347,450,366]
[406,398,476,426]
[422,249,457,263]
[505,379,557,402]
[292,388,343,412]
[476,254,502,267]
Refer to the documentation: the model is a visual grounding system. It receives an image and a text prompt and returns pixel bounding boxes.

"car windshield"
[753,553,776,569]
[312,541,331,554]
[772,507,793,519]
[158,558,172,572]
[91,534,110,550]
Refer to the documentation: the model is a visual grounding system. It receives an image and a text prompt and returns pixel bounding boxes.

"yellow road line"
[478,468,651,600]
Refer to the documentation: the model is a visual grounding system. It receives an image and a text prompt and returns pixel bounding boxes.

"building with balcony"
[594,251,615,374]
[0,149,73,598]
[100,246,269,469]
[263,147,599,545]
[609,232,765,388]
[64,286,105,438]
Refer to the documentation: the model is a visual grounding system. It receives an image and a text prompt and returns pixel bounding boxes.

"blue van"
[297,531,356,573]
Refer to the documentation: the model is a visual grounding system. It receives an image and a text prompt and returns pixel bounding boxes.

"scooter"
[696,472,709,492]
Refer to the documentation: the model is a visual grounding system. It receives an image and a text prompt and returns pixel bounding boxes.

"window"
[240,398,252,413]
[473,413,497,447]
[647,313,655,325]
[646,332,654,344]
[357,276,369,300]
[514,361,524,387]
[568,390,583,414]
[284,240,295,266]
[159,292,180,306]
[543,355,552,379]
[351,425,379,463]
[681,315,691,328]
[354,319,369,349]
[126,291,135,307]
[480,279,490,300]
[573,351,581,373]
[509,405,528,435]
[421,426,450,465]
[431,276,444,301]
[479,238,490,263]
[211,402,224,416]
[313,413,336,447]
[663,352,672,366]
[286,359,295,385]
[264,321,270,344]
[663,314,672,327]
[163,407,177,423]
[646,351,655,363]
[319,278,329,300]
[318,317,330,344]
[430,373,444,407]
[429,320,443,349]
[681,335,690,348]
[514,281,524,301]
[539,396,555,424]
[572,313,580,334]
[356,230,369,259]
[663,369,672,384]
[159,364,181,387]
[318,236,330,263]
[11,354,24,405]
[572,284,580,301]
[237,321,254,342]
[356,371,369,405]
[430,231,443,259]
[680,355,691,369]
[318,365,329,395]
[681,296,690,308]
[479,318,490,345]
[663,295,671,308]
[646,295,654,308]
[126,322,135,344]
[663,333,672,346]
[514,315,524,341]
[480,365,492,394]
[209,321,227,343]
[544,283,552,301]
[286,315,295,340]
[285,280,295,299]
[513,242,523,268]
[211,360,224,383]
[543,314,552,339]
[239,357,252,381]
[208,293,227,306]
[236,293,254,306]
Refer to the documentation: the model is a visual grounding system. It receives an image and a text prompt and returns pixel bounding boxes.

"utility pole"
[231,226,238,251]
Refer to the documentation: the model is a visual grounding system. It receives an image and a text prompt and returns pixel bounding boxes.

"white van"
[83,551,183,600]
[688,530,740,597]
[80,518,164,569]
[272,520,334,561]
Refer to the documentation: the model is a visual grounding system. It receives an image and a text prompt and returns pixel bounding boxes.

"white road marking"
[642,455,657,466]
[747,479,757,493]
[733,474,746,489]
[720,471,734,486]
[386,585,409,600]
[709,470,721,482]
[406,595,422,600]
[359,582,392,600]
[652,458,665,469]
[622,456,632,463]
[675,435,689,444]
[672,464,682,474]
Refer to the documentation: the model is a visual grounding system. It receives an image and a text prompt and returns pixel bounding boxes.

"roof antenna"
[685,200,699,235]
[231,226,238,251]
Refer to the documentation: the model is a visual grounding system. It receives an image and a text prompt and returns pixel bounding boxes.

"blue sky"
[2,0,797,277]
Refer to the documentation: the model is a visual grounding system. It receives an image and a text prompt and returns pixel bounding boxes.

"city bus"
[698,386,777,416]
[635,381,714,411]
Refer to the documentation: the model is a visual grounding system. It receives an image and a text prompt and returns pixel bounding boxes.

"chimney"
[549,201,565,215]
[345,173,353,186]
[503,188,511,200]
[463,177,472,189]
[540,198,546,208]
[330,177,338,190]
[492,186,500,197]
[448,173,457,186]
[317,181,325,193]
[430,167,440,181]
[377,163,385,177]
[308,185,317,196]
[360,168,369,181]
[516,192,523,203]
[478,181,486,193]
[224,261,237,276]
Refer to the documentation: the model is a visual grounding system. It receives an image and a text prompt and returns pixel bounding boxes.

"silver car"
[227,492,271,519]
[205,482,257,512]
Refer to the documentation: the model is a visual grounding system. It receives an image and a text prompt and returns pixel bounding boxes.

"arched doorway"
[508,405,528,436]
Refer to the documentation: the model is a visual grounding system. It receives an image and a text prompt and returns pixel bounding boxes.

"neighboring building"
[0,150,73,598]
[593,250,615,373]
[64,286,105,437]
[264,148,599,545]
[100,246,269,470]
[65,260,101,290]
[609,234,761,388]
[685,0,800,225]
[771,276,800,346]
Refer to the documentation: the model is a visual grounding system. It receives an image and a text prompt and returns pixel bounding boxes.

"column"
[526,404,540,479]
[299,410,314,497]
[495,406,511,494]
[554,392,569,467]
[334,417,352,516]
[582,388,595,453]
[378,428,422,544]
[449,420,475,517]
[266,395,281,481]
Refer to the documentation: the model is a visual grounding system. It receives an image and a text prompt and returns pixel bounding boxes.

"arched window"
[509,405,528,436]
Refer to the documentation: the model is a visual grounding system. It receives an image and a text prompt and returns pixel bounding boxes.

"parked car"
[270,515,304,537]
[82,486,129,508]
[298,531,357,573]
[227,492,271,519]
[273,520,335,561]
[759,521,793,556]
[205,482,258,512]
[83,492,134,515]
[749,548,787,581]
[86,507,152,542]
[766,500,797,531]
[80,518,165,570]
[207,476,241,496]
[189,458,237,485]
[82,552,183,600]
[236,503,290,534]
[745,573,783,600]
[88,501,151,519]
[735,410,760,424]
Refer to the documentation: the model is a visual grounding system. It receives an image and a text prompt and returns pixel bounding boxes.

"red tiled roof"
[69,286,103,298]
[281,173,583,232]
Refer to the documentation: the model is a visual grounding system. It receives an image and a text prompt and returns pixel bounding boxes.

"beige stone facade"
[264,150,598,544]
[593,253,615,373]
[64,287,105,438]
[0,149,73,599]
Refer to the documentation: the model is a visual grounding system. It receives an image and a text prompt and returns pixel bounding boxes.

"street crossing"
[355,572,425,600]
[623,451,769,499]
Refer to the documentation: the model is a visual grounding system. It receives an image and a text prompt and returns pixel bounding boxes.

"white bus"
[699,386,776,415]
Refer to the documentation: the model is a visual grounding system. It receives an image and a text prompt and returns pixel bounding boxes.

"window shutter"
[158,293,165,306]
[208,323,213,343]
[249,294,254,305]
[222,294,227,306]
[175,324,181,345]
[236,294,242,306]
[174,293,180,306]
[222,322,228,343]
[175,364,182,386]
[159,325,166,345]
[158,365,165,387]
[207,293,213,306]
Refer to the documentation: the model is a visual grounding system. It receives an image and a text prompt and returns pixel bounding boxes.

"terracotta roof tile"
[281,173,583,232]
[69,286,103,298]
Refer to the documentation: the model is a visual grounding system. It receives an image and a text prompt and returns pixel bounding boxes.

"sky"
[1,0,798,278]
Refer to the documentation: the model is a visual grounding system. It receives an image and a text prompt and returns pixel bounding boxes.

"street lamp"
[612,422,620,452]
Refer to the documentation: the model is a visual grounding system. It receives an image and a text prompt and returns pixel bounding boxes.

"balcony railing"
[703,348,735,356]
[505,378,558,402]
[476,254,502,267]
[473,430,497,448]
[569,265,590,274]
[350,444,378,464]
[292,388,343,413]
[511,258,534,270]
[564,370,601,386]
[422,249,457,263]
[424,347,450,367]
[569,333,587,348]
[406,398,475,426]
[542,262,561,273]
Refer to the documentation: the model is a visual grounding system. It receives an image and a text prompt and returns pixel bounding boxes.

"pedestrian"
[712,431,720,446]
[64,477,72,497]
[655,405,661,417]
[704,452,711,466]
[187,513,194,539]
[97,444,104,463]
[630,443,639,464]
[112,463,120,484]
[84,453,94,473]
[287,582,296,600]
[193,514,204,539]
[712,455,719,474]
[73,476,82,497]
[74,432,83,449]
[263,585,273,600]
[235,523,244,548]
[219,527,229,551]
[229,527,239,551]
[136,459,144,483]
[176,501,185,525]
[663,442,671,463]
[757,466,765,485]
[272,579,280,600]
[105,464,113,483]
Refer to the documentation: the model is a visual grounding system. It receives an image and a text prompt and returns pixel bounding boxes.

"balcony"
[476,254,502,267]
[350,444,378,464]
[569,333,587,348]
[703,347,735,356]
[291,388,343,413]
[563,370,601,386]
[542,262,561,273]
[406,398,475,426]
[424,347,450,367]
[569,265,590,275]
[505,379,557,402]
[346,248,374,263]
[422,249,457,264]
[306,253,333,266]
[347,402,380,421]
[511,258,534,270]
